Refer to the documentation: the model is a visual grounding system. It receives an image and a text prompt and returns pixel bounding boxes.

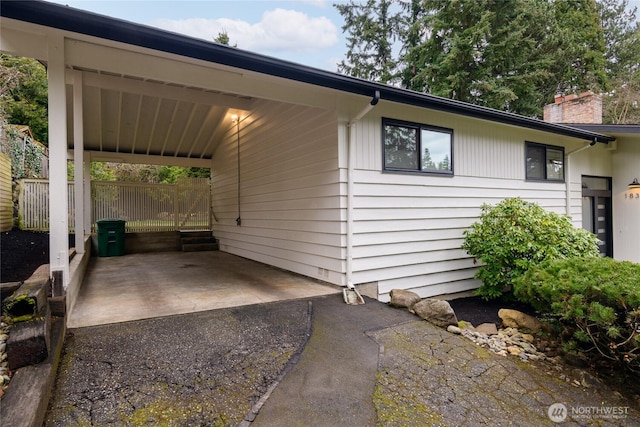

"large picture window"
[525,142,564,181]
[383,118,453,175]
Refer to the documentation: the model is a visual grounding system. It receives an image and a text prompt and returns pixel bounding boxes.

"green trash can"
[97,219,126,257]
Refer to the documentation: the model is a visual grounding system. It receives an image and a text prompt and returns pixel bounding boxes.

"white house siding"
[211,99,344,285]
[567,143,613,227]
[612,138,640,263]
[346,104,615,301]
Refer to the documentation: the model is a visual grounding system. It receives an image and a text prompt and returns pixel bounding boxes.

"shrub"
[462,198,599,299]
[513,257,640,374]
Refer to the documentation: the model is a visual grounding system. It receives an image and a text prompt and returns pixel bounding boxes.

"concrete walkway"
[68,251,340,328]
[47,295,639,426]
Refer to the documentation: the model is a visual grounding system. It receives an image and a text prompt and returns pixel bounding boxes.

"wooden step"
[180,236,216,245]
[182,242,219,252]
[179,231,219,252]
[179,231,212,239]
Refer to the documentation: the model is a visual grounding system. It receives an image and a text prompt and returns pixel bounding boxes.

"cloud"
[151,8,338,53]
[298,0,330,7]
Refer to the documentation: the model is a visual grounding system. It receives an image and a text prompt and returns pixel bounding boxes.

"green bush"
[513,257,640,374]
[462,198,599,299]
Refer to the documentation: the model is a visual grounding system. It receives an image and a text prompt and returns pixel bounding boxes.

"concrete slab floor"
[67,251,341,328]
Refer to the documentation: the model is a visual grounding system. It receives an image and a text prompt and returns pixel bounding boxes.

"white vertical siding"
[346,102,615,301]
[612,138,640,263]
[566,143,613,226]
[211,100,344,284]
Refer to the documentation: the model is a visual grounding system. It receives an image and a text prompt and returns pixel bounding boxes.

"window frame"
[382,117,454,176]
[525,141,565,182]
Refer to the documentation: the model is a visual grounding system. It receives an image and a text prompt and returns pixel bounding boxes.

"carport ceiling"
[65,66,254,163]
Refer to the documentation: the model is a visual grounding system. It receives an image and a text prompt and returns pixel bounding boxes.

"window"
[525,142,564,181]
[383,118,453,175]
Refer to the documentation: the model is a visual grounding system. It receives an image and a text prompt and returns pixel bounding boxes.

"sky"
[47,0,350,71]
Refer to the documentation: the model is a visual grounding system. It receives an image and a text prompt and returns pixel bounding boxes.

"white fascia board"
[0,22,48,60]
[74,150,212,168]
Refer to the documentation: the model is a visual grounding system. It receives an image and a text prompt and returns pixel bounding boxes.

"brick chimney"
[543,91,602,124]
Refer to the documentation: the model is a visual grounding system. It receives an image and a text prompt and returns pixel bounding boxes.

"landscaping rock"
[389,289,421,309]
[475,323,498,335]
[498,308,542,333]
[507,345,522,356]
[412,299,458,328]
[447,325,462,334]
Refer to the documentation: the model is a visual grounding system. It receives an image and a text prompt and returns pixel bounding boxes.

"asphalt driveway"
[46,294,640,426]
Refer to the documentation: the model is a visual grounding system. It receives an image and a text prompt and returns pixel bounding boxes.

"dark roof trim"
[571,124,640,135]
[2,1,616,144]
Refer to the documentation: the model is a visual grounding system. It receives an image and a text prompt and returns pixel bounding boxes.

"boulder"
[475,323,498,335]
[413,299,458,328]
[498,308,543,333]
[389,289,421,309]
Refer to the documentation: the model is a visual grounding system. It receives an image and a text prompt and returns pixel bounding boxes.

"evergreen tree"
[336,0,610,118]
[550,0,607,95]
[336,0,399,84]
[598,0,640,124]
[214,30,237,48]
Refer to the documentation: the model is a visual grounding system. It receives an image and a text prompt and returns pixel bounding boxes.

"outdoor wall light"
[629,178,640,189]
[231,114,238,123]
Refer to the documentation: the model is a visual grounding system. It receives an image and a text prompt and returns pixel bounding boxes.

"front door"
[581,176,613,257]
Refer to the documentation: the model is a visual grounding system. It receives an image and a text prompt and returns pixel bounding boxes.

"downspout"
[233,116,242,226]
[345,91,380,290]
[565,138,597,216]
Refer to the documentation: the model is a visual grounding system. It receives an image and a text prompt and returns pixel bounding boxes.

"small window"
[525,142,564,181]
[383,118,453,175]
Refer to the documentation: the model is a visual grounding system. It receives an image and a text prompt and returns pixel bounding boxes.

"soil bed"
[1,230,74,283]
[449,294,537,326]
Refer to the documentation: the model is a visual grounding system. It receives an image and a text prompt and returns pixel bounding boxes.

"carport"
[68,251,339,328]
[1,1,369,320]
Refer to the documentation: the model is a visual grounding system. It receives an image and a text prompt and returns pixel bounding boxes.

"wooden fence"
[0,152,12,232]
[18,178,211,233]
[19,179,75,232]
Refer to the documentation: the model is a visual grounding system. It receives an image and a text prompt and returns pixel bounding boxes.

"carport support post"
[84,152,91,236]
[48,35,70,287]
[73,70,85,253]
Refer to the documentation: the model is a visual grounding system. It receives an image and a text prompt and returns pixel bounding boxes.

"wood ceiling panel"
[148,99,177,155]
[132,96,160,155]
[175,104,210,157]
[116,92,140,153]
[161,101,194,156]
[188,106,227,159]
[82,86,102,151]
[100,89,121,151]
